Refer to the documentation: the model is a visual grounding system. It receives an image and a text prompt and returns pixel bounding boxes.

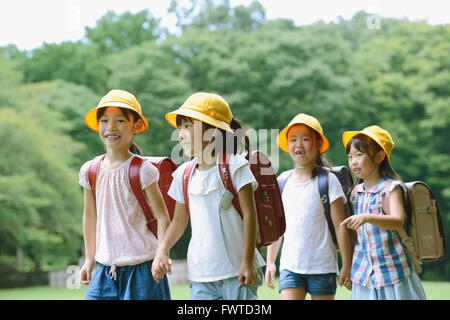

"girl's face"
[178,118,204,157]
[98,107,141,151]
[287,124,321,167]
[347,143,382,180]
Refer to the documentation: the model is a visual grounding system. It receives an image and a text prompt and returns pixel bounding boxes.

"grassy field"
[0,280,449,300]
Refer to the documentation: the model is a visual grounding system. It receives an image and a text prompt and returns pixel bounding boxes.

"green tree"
[85,9,165,54]
[0,108,83,271]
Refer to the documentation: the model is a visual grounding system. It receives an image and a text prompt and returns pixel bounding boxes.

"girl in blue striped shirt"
[340,125,426,300]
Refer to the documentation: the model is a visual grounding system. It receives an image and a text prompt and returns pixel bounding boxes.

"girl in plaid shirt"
[340,125,426,300]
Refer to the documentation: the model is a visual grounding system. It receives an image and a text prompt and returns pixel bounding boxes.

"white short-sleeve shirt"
[79,155,160,266]
[168,153,266,282]
[280,172,346,274]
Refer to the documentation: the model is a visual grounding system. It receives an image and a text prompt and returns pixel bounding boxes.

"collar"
[357,177,390,194]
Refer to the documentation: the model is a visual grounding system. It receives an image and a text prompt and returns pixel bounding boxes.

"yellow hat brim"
[165,107,233,133]
[277,122,329,154]
[342,130,391,161]
[85,101,148,134]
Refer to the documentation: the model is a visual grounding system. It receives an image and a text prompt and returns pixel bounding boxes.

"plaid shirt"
[350,178,414,288]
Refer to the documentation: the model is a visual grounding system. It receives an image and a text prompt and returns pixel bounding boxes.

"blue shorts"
[85,260,171,300]
[190,268,264,300]
[278,269,337,296]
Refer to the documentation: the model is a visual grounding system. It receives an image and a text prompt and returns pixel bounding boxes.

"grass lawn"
[0,280,449,300]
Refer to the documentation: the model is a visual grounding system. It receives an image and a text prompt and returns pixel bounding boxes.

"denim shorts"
[278,269,337,296]
[85,260,171,300]
[190,268,264,300]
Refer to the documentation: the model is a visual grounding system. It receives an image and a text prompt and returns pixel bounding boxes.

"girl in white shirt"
[265,113,352,300]
[151,92,265,300]
[78,90,171,300]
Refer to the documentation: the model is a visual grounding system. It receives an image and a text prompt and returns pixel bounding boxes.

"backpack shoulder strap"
[129,156,158,238]
[218,152,243,218]
[88,155,104,202]
[317,166,338,247]
[277,169,294,195]
[182,159,197,218]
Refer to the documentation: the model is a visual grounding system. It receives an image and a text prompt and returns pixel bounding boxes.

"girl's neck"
[195,151,217,171]
[104,148,133,169]
[193,140,217,171]
[292,162,316,183]
[363,167,383,190]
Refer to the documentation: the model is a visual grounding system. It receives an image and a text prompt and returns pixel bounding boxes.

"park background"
[0,0,449,299]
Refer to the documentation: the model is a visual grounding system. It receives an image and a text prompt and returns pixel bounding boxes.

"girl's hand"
[80,259,95,285]
[337,267,352,291]
[239,261,257,286]
[340,214,368,230]
[265,262,277,289]
[151,250,173,283]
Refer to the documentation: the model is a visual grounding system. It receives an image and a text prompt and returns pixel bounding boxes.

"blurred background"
[0,0,448,295]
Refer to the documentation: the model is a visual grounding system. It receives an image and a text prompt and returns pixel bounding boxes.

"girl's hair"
[97,107,143,155]
[345,134,403,183]
[287,124,332,178]
[176,115,251,160]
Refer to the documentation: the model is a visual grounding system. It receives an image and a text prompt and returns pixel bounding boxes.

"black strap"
[318,167,338,247]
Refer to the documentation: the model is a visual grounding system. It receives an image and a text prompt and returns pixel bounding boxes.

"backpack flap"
[144,156,177,220]
[331,167,353,200]
[217,151,286,248]
[248,151,286,248]
[405,181,446,262]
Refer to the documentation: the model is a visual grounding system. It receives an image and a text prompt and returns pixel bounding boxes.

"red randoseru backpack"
[182,151,286,249]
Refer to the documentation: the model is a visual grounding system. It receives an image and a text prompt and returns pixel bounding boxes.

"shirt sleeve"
[230,154,258,193]
[387,180,403,195]
[328,172,347,204]
[140,160,160,190]
[167,163,186,204]
[78,160,92,190]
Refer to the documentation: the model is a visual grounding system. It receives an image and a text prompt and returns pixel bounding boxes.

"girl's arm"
[341,186,405,231]
[265,236,283,289]
[330,197,352,290]
[80,188,97,285]
[237,183,258,286]
[151,201,189,283]
[144,182,171,243]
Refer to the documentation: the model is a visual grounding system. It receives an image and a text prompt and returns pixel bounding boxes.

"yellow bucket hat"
[342,125,394,162]
[165,92,233,133]
[277,113,329,154]
[85,89,148,133]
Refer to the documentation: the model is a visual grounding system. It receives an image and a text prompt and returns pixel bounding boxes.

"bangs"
[346,134,379,157]
[96,107,139,122]
[175,115,194,127]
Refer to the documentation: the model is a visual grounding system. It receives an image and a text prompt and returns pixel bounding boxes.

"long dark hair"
[345,134,402,184]
[176,115,251,160]
[96,107,143,155]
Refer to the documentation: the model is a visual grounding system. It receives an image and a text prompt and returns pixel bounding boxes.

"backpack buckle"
[222,167,228,181]
[262,191,270,203]
[321,194,328,204]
